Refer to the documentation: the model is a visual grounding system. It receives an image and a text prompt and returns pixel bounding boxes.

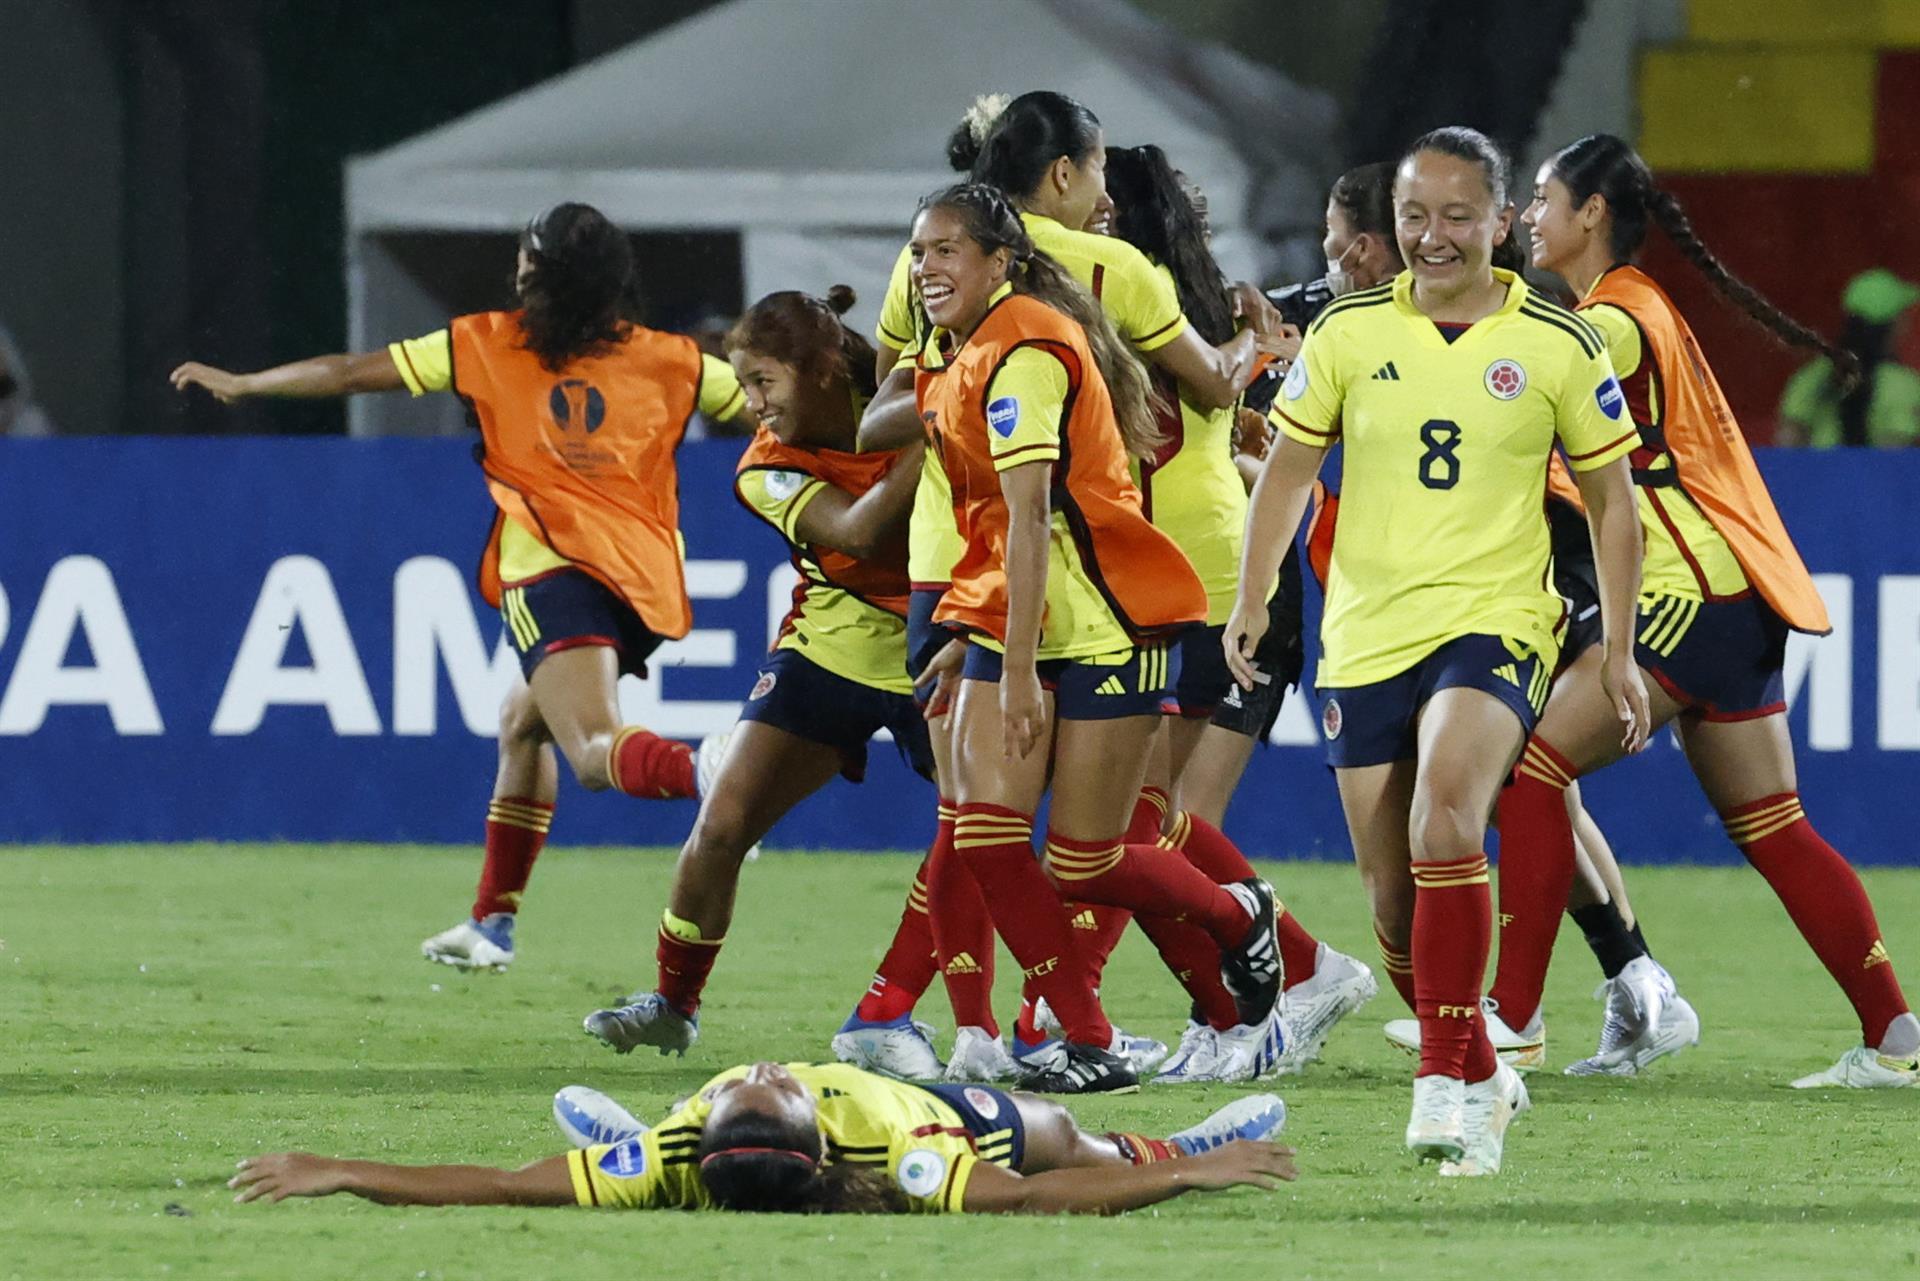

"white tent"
[344,0,1337,436]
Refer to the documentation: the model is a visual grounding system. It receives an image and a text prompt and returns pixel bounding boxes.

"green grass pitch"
[4,844,1917,1280]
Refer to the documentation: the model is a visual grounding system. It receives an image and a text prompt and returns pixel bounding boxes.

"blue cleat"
[583,991,699,1056]
[1169,1092,1288,1155]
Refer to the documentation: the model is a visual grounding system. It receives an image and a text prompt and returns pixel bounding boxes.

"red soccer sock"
[855,857,938,1023]
[1725,794,1911,1046]
[610,727,697,799]
[927,800,999,1036]
[472,796,554,919]
[1046,833,1252,951]
[1106,1133,1180,1164]
[1068,901,1134,993]
[1127,786,1171,844]
[954,804,1111,1046]
[1376,926,1416,1010]
[1157,811,1319,989]
[1137,914,1241,1030]
[1412,855,1497,1081]
[655,912,724,1018]
[1486,738,1581,1029]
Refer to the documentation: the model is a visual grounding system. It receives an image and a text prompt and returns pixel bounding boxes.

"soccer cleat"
[829,1010,944,1081]
[552,1085,647,1149]
[694,729,761,862]
[943,1027,1020,1083]
[1014,1041,1140,1095]
[1211,1013,1287,1083]
[1153,1022,1220,1084]
[420,913,515,972]
[1170,1092,1288,1155]
[1031,999,1166,1075]
[1272,943,1378,1073]
[583,991,699,1057]
[1789,1045,1920,1089]
[1566,957,1694,1077]
[1405,1073,1468,1162]
[1220,878,1283,1025]
[1439,1062,1531,1177]
[1383,997,1546,1073]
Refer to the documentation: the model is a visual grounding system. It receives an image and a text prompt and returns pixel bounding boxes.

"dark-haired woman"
[1230,128,1651,1175]
[229,1062,1294,1215]
[170,203,750,973]
[582,288,933,1060]
[1778,268,1920,448]
[1497,133,1918,1087]
[909,182,1285,1096]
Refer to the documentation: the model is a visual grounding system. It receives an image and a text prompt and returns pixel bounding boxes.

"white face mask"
[1325,238,1363,298]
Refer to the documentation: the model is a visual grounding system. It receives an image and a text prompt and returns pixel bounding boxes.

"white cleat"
[1790,1045,1920,1089]
[1212,1014,1286,1083]
[1406,1074,1467,1162]
[1385,997,1545,1073]
[830,1012,945,1081]
[1567,957,1696,1077]
[943,1026,1020,1082]
[420,914,514,972]
[695,729,761,861]
[1273,943,1378,1073]
[1170,1093,1287,1154]
[1153,1022,1221,1084]
[1440,1062,1531,1177]
[584,992,699,1056]
[552,1085,647,1149]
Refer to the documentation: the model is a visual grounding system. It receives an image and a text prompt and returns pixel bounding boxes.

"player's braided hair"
[696,1108,911,1215]
[725,286,879,400]
[513,202,640,373]
[1104,144,1236,346]
[918,182,1166,459]
[1546,133,1854,380]
[969,91,1103,201]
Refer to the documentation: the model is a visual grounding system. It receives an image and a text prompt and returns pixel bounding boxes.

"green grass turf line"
[3,845,1917,1280]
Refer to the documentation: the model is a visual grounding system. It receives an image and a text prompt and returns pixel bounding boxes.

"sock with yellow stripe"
[1061,787,1169,996]
[1412,854,1496,1081]
[472,796,555,919]
[1043,832,1251,951]
[1136,914,1242,1030]
[1723,792,1911,1048]
[610,727,696,799]
[927,800,999,1036]
[1106,1133,1179,1164]
[954,804,1112,1047]
[1375,927,1416,1010]
[655,910,724,1018]
[855,857,938,1023]
[1486,737,1582,1029]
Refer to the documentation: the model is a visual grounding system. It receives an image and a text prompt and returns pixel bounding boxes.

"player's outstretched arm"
[230,1151,576,1207]
[170,351,407,403]
[960,1140,1297,1215]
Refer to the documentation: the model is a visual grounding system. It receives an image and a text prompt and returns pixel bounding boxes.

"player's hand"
[1223,599,1268,692]
[1600,649,1651,754]
[229,1152,348,1203]
[1230,282,1286,339]
[1179,1140,1298,1191]
[1253,324,1302,367]
[1001,664,1046,760]
[1233,407,1274,462]
[170,362,251,403]
[914,637,967,720]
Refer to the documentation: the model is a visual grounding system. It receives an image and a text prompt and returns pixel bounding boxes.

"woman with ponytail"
[229,1062,1295,1215]
[582,287,937,1060]
[171,203,753,975]
[1506,133,1918,1087]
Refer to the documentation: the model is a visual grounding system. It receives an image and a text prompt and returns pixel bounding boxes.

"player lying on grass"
[230,1062,1294,1215]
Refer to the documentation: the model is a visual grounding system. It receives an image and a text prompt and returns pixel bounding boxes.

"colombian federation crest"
[748,670,777,701]
[1321,696,1343,740]
[963,1087,1001,1120]
[1484,359,1527,400]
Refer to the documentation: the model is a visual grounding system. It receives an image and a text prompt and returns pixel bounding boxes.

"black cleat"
[1014,1041,1140,1095]
[1220,878,1282,1025]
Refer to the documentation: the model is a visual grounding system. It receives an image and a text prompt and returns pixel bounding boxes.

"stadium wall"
[1,439,1915,865]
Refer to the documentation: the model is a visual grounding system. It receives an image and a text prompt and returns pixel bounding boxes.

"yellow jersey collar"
[918,283,1017,370]
[1392,267,1528,334]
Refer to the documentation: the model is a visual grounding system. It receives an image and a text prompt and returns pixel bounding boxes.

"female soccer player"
[170,203,749,973]
[909,183,1284,1095]
[1228,128,1650,1176]
[581,288,932,1060]
[229,1064,1295,1215]
[1499,132,1918,1087]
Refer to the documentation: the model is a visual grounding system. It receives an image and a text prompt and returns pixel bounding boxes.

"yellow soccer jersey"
[1581,301,1747,601]
[736,466,912,694]
[968,344,1131,660]
[1276,271,1638,687]
[389,331,744,579]
[565,1063,1003,1214]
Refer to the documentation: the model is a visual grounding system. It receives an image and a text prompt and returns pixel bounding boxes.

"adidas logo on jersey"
[944,951,983,975]
[1370,361,1401,381]
[1094,675,1128,695]
[1069,909,1099,930]
[1865,939,1892,969]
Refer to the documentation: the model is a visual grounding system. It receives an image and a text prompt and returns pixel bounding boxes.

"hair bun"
[945,92,1009,173]
[824,284,857,315]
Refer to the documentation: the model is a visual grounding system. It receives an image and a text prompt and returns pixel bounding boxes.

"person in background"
[0,324,57,436]
[1777,268,1920,448]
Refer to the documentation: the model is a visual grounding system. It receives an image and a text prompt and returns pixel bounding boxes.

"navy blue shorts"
[498,569,664,681]
[1209,554,1306,739]
[917,1083,1025,1169]
[1320,634,1551,769]
[1548,497,1603,671]
[1635,592,1787,722]
[906,586,961,708]
[739,648,934,782]
[961,640,1179,721]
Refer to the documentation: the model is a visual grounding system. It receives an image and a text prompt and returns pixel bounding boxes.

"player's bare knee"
[1409,795,1481,863]
[685,806,757,867]
[564,733,617,791]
